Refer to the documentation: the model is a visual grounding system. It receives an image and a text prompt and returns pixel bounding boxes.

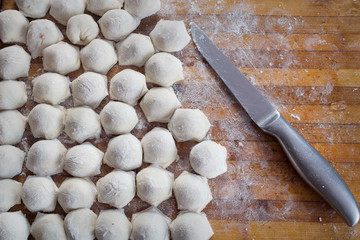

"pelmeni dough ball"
[0,179,22,212]
[26,139,67,176]
[66,14,99,45]
[95,209,131,240]
[145,53,183,87]
[168,108,211,142]
[96,170,135,209]
[0,45,31,80]
[0,10,29,43]
[109,69,148,106]
[125,0,160,19]
[50,0,86,25]
[0,80,27,110]
[150,20,191,52]
[71,72,108,109]
[80,39,117,74]
[116,33,154,67]
[170,212,213,240]
[0,145,25,178]
[64,143,103,177]
[26,19,64,59]
[98,9,140,41]
[64,208,97,240]
[0,110,27,145]
[32,73,71,105]
[136,166,173,206]
[64,107,101,143]
[87,0,124,16]
[104,133,142,171]
[141,127,178,168]
[15,0,52,18]
[31,213,67,240]
[58,178,97,213]
[0,211,30,240]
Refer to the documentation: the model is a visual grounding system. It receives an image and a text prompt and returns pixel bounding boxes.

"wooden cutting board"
[2,0,360,239]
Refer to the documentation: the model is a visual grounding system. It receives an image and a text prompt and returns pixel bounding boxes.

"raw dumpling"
[64,143,103,177]
[150,20,191,52]
[95,209,131,240]
[0,211,30,240]
[15,0,52,18]
[109,69,148,106]
[0,110,27,145]
[100,101,138,135]
[43,41,80,75]
[116,33,154,67]
[64,208,97,240]
[0,145,25,178]
[0,10,29,43]
[80,39,117,75]
[168,108,211,142]
[58,178,97,213]
[32,73,71,105]
[50,0,86,25]
[26,139,67,176]
[64,107,101,143]
[136,166,173,206]
[21,176,58,212]
[71,72,108,109]
[0,80,27,110]
[87,0,124,16]
[26,19,64,58]
[104,133,142,171]
[125,0,160,19]
[66,14,99,45]
[98,9,140,41]
[145,53,183,87]
[31,213,67,240]
[0,179,22,212]
[0,45,31,79]
[141,127,178,168]
[96,170,135,209]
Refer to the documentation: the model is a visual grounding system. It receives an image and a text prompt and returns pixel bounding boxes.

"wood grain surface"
[1,0,360,239]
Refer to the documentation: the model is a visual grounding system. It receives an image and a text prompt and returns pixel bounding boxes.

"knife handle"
[262,114,360,227]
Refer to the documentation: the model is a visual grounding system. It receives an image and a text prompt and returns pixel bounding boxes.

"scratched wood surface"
[1,0,360,239]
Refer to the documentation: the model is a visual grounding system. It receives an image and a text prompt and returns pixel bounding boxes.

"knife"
[190,23,360,227]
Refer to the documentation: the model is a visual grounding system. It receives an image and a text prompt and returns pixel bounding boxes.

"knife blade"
[190,22,360,227]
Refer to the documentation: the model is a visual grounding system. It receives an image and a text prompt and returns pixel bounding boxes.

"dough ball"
[145,53,183,87]
[71,72,108,109]
[15,0,52,18]
[0,110,27,145]
[0,10,29,43]
[26,19,64,58]
[32,73,71,105]
[116,33,154,67]
[104,133,142,171]
[0,145,25,178]
[98,9,140,41]
[64,143,103,177]
[0,211,30,240]
[0,179,22,212]
[0,80,27,110]
[100,101,138,135]
[80,39,117,75]
[43,41,80,75]
[64,107,101,143]
[141,127,178,168]
[87,0,123,16]
[31,213,67,240]
[125,0,160,19]
[150,20,190,52]
[96,170,135,209]
[50,0,86,25]
[66,14,99,45]
[58,178,97,213]
[170,212,213,240]
[64,208,97,240]
[26,139,67,176]
[109,69,148,106]
[21,176,58,212]
[136,166,174,206]
[95,209,131,240]
[0,45,31,80]
[168,108,211,142]
[28,104,65,139]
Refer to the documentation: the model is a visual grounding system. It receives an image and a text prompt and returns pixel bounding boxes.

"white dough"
[0,10,29,43]
[64,208,97,240]
[104,133,142,171]
[141,127,178,168]
[0,211,30,240]
[15,0,52,18]
[150,20,191,52]
[96,170,135,209]
[50,0,86,25]
[71,72,108,109]
[125,0,160,19]
[98,9,140,41]
[87,0,124,16]
[26,139,67,176]
[0,179,22,212]
[168,108,211,142]
[136,166,173,206]
[109,69,148,106]
[95,209,131,240]
[0,45,31,80]
[116,33,154,67]
[0,80,27,110]
[31,213,67,240]
[0,145,25,178]
[145,53,183,87]
[0,110,27,145]
[66,14,99,46]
